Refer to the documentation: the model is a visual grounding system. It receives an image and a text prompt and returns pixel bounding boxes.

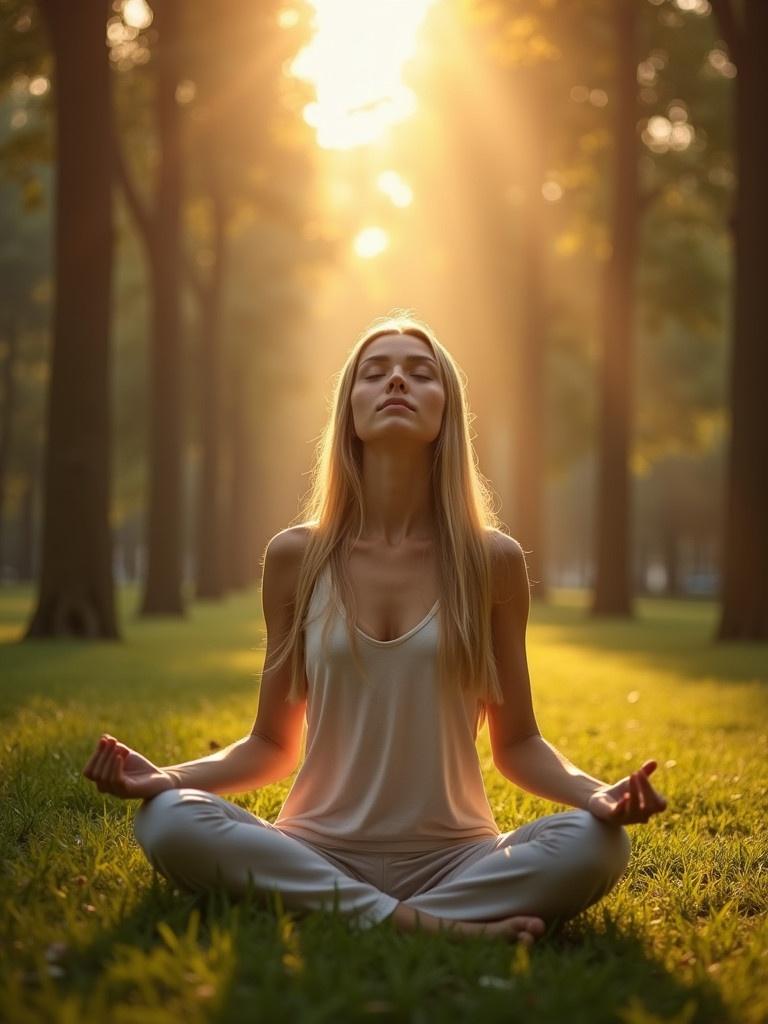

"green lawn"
[1,586,766,1024]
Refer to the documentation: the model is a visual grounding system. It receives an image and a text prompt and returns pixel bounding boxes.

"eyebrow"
[359,353,438,370]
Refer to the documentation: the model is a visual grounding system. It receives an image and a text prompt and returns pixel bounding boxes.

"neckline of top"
[320,564,440,647]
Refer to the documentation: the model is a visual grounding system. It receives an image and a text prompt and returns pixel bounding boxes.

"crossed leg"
[134,792,631,940]
[133,788,399,928]
[401,809,632,929]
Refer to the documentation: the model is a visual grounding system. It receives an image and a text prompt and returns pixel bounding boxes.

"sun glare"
[354,227,389,258]
[377,170,413,207]
[289,0,435,150]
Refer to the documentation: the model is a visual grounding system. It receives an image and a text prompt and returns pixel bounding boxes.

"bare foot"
[475,915,547,944]
[390,903,546,944]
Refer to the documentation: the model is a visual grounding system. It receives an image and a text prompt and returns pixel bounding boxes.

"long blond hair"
[266,311,509,725]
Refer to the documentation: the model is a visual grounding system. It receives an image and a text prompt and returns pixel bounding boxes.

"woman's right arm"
[83,526,310,800]
[160,527,309,793]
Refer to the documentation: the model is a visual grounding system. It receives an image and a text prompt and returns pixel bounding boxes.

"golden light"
[541,180,563,203]
[289,0,435,150]
[642,109,695,153]
[377,170,413,207]
[122,0,152,30]
[278,7,300,29]
[353,227,389,259]
[28,76,49,97]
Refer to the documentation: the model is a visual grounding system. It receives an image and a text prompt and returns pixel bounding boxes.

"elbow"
[250,730,301,780]
[492,731,542,776]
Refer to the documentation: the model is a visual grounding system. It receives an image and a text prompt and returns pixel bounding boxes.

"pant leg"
[401,809,632,926]
[133,789,398,929]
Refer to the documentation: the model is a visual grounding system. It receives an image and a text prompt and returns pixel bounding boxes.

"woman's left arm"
[485,532,668,826]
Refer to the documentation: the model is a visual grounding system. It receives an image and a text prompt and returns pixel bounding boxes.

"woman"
[83,313,668,945]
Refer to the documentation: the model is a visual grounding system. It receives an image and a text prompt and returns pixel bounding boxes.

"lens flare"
[289,0,435,150]
[353,227,389,258]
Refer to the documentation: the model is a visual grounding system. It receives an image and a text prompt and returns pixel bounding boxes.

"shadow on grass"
[44,880,730,1024]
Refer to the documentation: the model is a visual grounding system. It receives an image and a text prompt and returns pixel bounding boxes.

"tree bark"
[17,473,37,582]
[0,321,18,573]
[511,83,550,601]
[716,0,768,640]
[223,349,252,591]
[194,182,227,599]
[136,0,186,616]
[591,0,638,617]
[26,0,117,638]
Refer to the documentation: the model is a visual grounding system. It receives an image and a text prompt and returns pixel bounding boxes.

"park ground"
[0,587,766,1024]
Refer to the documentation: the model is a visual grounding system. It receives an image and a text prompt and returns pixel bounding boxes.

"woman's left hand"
[587,759,668,825]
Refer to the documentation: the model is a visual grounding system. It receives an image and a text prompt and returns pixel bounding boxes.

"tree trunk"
[0,321,18,572]
[591,0,638,617]
[512,84,549,601]
[139,0,186,616]
[17,473,37,582]
[716,0,768,640]
[26,0,117,638]
[662,525,680,597]
[223,346,261,591]
[194,184,227,599]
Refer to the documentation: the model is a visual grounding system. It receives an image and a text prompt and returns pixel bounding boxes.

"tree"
[26,0,118,638]
[710,0,768,640]
[113,0,187,616]
[591,0,639,616]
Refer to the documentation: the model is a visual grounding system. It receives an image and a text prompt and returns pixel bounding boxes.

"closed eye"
[364,373,432,381]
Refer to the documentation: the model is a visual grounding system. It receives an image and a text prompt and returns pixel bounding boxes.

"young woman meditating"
[83,314,668,945]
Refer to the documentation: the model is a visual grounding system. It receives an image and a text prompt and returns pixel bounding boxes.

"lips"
[379,399,414,411]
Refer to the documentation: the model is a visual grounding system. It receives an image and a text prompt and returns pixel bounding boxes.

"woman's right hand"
[82,734,176,800]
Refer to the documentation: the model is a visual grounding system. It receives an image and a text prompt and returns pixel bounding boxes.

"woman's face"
[350,333,446,446]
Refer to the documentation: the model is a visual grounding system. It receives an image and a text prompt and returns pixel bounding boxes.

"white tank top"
[274,564,500,851]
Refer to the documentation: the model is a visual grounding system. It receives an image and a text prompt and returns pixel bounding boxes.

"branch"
[709,0,743,66]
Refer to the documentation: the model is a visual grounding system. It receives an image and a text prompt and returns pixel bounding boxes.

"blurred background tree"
[0,0,762,645]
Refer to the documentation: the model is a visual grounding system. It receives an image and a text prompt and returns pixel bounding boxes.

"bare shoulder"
[262,524,316,608]
[485,528,530,606]
[264,523,315,569]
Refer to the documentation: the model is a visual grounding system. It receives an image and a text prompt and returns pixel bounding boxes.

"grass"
[1,584,766,1024]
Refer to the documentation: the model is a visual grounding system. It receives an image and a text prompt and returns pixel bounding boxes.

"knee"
[569,810,632,885]
[133,788,199,862]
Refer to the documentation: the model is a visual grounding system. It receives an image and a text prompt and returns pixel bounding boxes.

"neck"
[358,441,435,545]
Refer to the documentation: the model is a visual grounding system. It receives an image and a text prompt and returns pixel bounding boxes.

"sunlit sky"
[288,0,436,151]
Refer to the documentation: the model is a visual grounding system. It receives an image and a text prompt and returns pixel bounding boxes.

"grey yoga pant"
[134,788,632,930]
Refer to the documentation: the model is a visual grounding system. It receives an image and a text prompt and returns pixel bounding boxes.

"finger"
[612,793,630,821]
[636,767,666,808]
[83,737,106,777]
[635,771,649,813]
[103,747,117,784]
[637,770,665,812]
[628,773,641,814]
[90,737,115,780]
[106,747,124,785]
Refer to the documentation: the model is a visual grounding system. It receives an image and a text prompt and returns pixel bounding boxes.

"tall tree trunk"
[591,0,638,617]
[194,184,227,599]
[26,0,117,638]
[512,84,549,600]
[138,0,186,615]
[715,0,768,640]
[223,349,257,591]
[18,473,37,582]
[662,525,680,598]
[0,321,18,571]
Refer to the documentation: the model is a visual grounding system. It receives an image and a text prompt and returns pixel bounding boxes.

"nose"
[385,367,407,390]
